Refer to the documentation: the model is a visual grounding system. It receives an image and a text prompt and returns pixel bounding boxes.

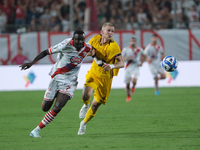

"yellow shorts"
[84,72,113,105]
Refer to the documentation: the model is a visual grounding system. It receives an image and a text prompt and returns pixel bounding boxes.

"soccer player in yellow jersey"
[78,22,124,135]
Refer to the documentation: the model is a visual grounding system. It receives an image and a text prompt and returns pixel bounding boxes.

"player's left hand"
[102,62,111,71]
[20,63,33,70]
[138,62,143,66]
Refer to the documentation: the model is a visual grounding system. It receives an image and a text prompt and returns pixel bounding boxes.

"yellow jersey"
[88,34,121,78]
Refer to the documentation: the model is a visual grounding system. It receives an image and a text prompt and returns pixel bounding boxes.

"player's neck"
[100,37,109,45]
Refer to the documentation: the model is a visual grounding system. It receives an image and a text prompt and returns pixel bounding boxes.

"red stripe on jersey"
[49,48,52,54]
[125,60,132,69]
[70,40,74,46]
[51,46,91,78]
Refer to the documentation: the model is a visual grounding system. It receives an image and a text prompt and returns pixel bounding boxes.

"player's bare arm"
[138,54,146,66]
[161,52,165,60]
[20,50,50,70]
[102,54,124,71]
[86,48,95,57]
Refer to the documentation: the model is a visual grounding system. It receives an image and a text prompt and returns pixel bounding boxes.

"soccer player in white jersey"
[144,34,166,95]
[20,30,94,138]
[122,37,146,102]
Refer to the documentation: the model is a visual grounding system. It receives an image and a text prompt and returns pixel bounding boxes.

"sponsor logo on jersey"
[166,69,178,83]
[70,56,83,64]
[23,72,36,87]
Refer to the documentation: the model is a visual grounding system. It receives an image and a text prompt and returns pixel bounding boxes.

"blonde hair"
[102,22,114,30]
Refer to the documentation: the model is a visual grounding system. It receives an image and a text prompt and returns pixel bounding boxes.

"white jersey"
[122,46,144,83]
[122,46,144,70]
[144,43,164,67]
[48,38,92,81]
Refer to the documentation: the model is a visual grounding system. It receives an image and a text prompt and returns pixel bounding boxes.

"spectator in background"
[137,7,147,24]
[15,0,27,29]
[40,7,51,25]
[0,8,7,33]
[141,17,152,30]
[11,47,29,65]
[187,5,199,22]
[49,1,58,18]
[26,2,40,25]
[58,0,70,32]
[176,11,187,29]
[38,18,50,31]
[27,18,37,32]
[125,15,139,30]
[0,0,15,27]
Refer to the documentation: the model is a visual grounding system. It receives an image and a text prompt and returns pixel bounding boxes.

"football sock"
[155,80,158,91]
[38,109,58,130]
[82,98,90,105]
[125,87,130,97]
[83,107,97,123]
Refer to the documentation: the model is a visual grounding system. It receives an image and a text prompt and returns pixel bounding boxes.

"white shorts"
[124,69,139,83]
[149,64,165,78]
[44,78,78,101]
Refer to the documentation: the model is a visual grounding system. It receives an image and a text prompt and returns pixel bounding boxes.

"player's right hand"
[20,63,33,70]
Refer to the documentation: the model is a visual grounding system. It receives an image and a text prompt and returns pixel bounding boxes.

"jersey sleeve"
[121,47,127,58]
[140,47,144,55]
[143,44,150,56]
[108,42,121,61]
[48,39,69,54]
[160,45,164,54]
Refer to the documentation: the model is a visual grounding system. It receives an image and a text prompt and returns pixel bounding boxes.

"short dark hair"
[73,29,85,37]
[130,37,136,40]
[152,34,158,37]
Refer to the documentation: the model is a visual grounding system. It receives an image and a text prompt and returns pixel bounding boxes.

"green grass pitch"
[0,87,200,150]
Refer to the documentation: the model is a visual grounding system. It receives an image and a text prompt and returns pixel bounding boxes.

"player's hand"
[138,62,143,66]
[127,56,135,61]
[20,63,33,70]
[148,58,153,64]
[102,62,111,71]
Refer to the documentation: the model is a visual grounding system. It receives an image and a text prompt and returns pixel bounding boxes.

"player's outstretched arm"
[20,49,50,70]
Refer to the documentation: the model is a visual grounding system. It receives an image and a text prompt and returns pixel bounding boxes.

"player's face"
[73,34,85,50]
[130,38,136,47]
[102,25,114,40]
[151,36,157,43]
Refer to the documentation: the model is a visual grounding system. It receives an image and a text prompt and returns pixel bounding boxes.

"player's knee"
[82,93,90,101]
[161,74,166,79]
[41,100,53,112]
[42,105,50,112]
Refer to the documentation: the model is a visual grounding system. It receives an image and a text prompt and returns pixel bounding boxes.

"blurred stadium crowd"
[0,0,200,33]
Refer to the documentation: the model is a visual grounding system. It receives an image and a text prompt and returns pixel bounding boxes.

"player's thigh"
[53,92,70,110]
[44,79,58,101]
[124,72,131,84]
[149,65,159,78]
[131,72,139,80]
[158,66,166,77]
[94,78,112,105]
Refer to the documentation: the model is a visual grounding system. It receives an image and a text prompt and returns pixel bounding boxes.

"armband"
[109,64,115,69]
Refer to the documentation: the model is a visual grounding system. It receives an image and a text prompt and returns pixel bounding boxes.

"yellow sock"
[84,107,97,123]
[82,98,90,105]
